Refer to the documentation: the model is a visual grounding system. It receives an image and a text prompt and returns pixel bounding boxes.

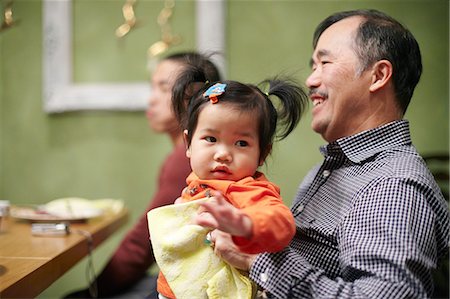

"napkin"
[147,198,254,299]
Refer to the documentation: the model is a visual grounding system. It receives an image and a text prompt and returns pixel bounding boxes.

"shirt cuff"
[249,249,309,298]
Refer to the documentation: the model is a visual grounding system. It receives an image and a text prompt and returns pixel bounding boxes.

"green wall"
[0,1,448,298]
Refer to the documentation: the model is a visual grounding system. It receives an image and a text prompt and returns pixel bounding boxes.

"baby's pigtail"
[172,64,210,129]
[262,77,309,140]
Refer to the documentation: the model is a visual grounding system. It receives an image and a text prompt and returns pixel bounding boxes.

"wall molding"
[42,0,225,113]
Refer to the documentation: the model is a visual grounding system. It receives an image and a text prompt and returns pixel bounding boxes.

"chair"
[423,153,449,299]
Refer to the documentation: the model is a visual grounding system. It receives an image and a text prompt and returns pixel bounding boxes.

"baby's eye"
[236,140,248,147]
[205,136,216,143]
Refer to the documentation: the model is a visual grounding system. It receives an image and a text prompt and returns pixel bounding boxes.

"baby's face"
[186,103,261,181]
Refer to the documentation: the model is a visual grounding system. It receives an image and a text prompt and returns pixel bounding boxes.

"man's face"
[146,59,183,136]
[306,16,374,142]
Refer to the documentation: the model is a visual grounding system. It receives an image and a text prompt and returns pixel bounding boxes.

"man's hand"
[208,229,257,271]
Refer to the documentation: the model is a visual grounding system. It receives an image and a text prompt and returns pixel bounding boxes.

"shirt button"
[297,204,304,213]
[322,170,331,178]
[260,272,268,283]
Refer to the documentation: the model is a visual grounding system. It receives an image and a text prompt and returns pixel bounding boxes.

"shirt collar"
[320,120,412,163]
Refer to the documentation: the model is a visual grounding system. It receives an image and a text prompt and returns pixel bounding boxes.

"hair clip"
[203,83,226,104]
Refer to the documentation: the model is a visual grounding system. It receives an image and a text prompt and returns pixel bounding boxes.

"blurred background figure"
[63,52,221,299]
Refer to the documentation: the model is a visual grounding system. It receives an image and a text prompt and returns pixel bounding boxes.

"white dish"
[9,198,125,222]
[10,205,103,222]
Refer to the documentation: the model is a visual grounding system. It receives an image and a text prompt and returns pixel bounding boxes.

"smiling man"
[196,9,450,298]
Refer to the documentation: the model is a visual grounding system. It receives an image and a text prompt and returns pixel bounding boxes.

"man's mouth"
[313,98,324,107]
[309,90,328,108]
[146,110,154,118]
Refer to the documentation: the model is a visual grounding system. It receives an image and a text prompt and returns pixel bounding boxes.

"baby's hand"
[174,197,183,204]
[194,191,253,239]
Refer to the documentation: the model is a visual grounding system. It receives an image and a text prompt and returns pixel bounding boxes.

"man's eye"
[160,86,171,93]
[236,140,248,147]
[205,136,216,143]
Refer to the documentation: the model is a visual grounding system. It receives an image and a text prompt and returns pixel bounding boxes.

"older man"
[196,9,450,299]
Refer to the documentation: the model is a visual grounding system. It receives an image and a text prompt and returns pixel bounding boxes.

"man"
[196,9,450,298]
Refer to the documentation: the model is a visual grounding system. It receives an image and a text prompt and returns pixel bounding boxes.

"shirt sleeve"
[249,177,448,298]
[227,180,296,254]
[94,145,191,296]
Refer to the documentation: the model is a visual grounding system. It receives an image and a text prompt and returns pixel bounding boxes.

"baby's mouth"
[212,166,231,174]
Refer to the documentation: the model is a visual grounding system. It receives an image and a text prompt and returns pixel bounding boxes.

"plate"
[10,206,103,222]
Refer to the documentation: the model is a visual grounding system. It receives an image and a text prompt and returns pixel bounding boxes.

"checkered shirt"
[250,120,450,298]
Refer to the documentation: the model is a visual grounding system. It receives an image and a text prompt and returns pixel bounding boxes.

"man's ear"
[183,129,191,158]
[369,60,393,93]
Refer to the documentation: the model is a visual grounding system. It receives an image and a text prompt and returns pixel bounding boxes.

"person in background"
[196,9,450,298]
[151,63,308,298]
[64,52,221,299]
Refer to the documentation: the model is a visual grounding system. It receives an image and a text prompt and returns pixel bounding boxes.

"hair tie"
[203,83,226,104]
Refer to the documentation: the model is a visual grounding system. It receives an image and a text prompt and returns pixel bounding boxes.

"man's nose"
[306,68,321,88]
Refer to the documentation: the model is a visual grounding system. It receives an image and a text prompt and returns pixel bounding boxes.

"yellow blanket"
[147,198,254,299]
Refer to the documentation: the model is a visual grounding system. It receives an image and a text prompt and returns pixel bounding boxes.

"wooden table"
[0,209,128,298]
